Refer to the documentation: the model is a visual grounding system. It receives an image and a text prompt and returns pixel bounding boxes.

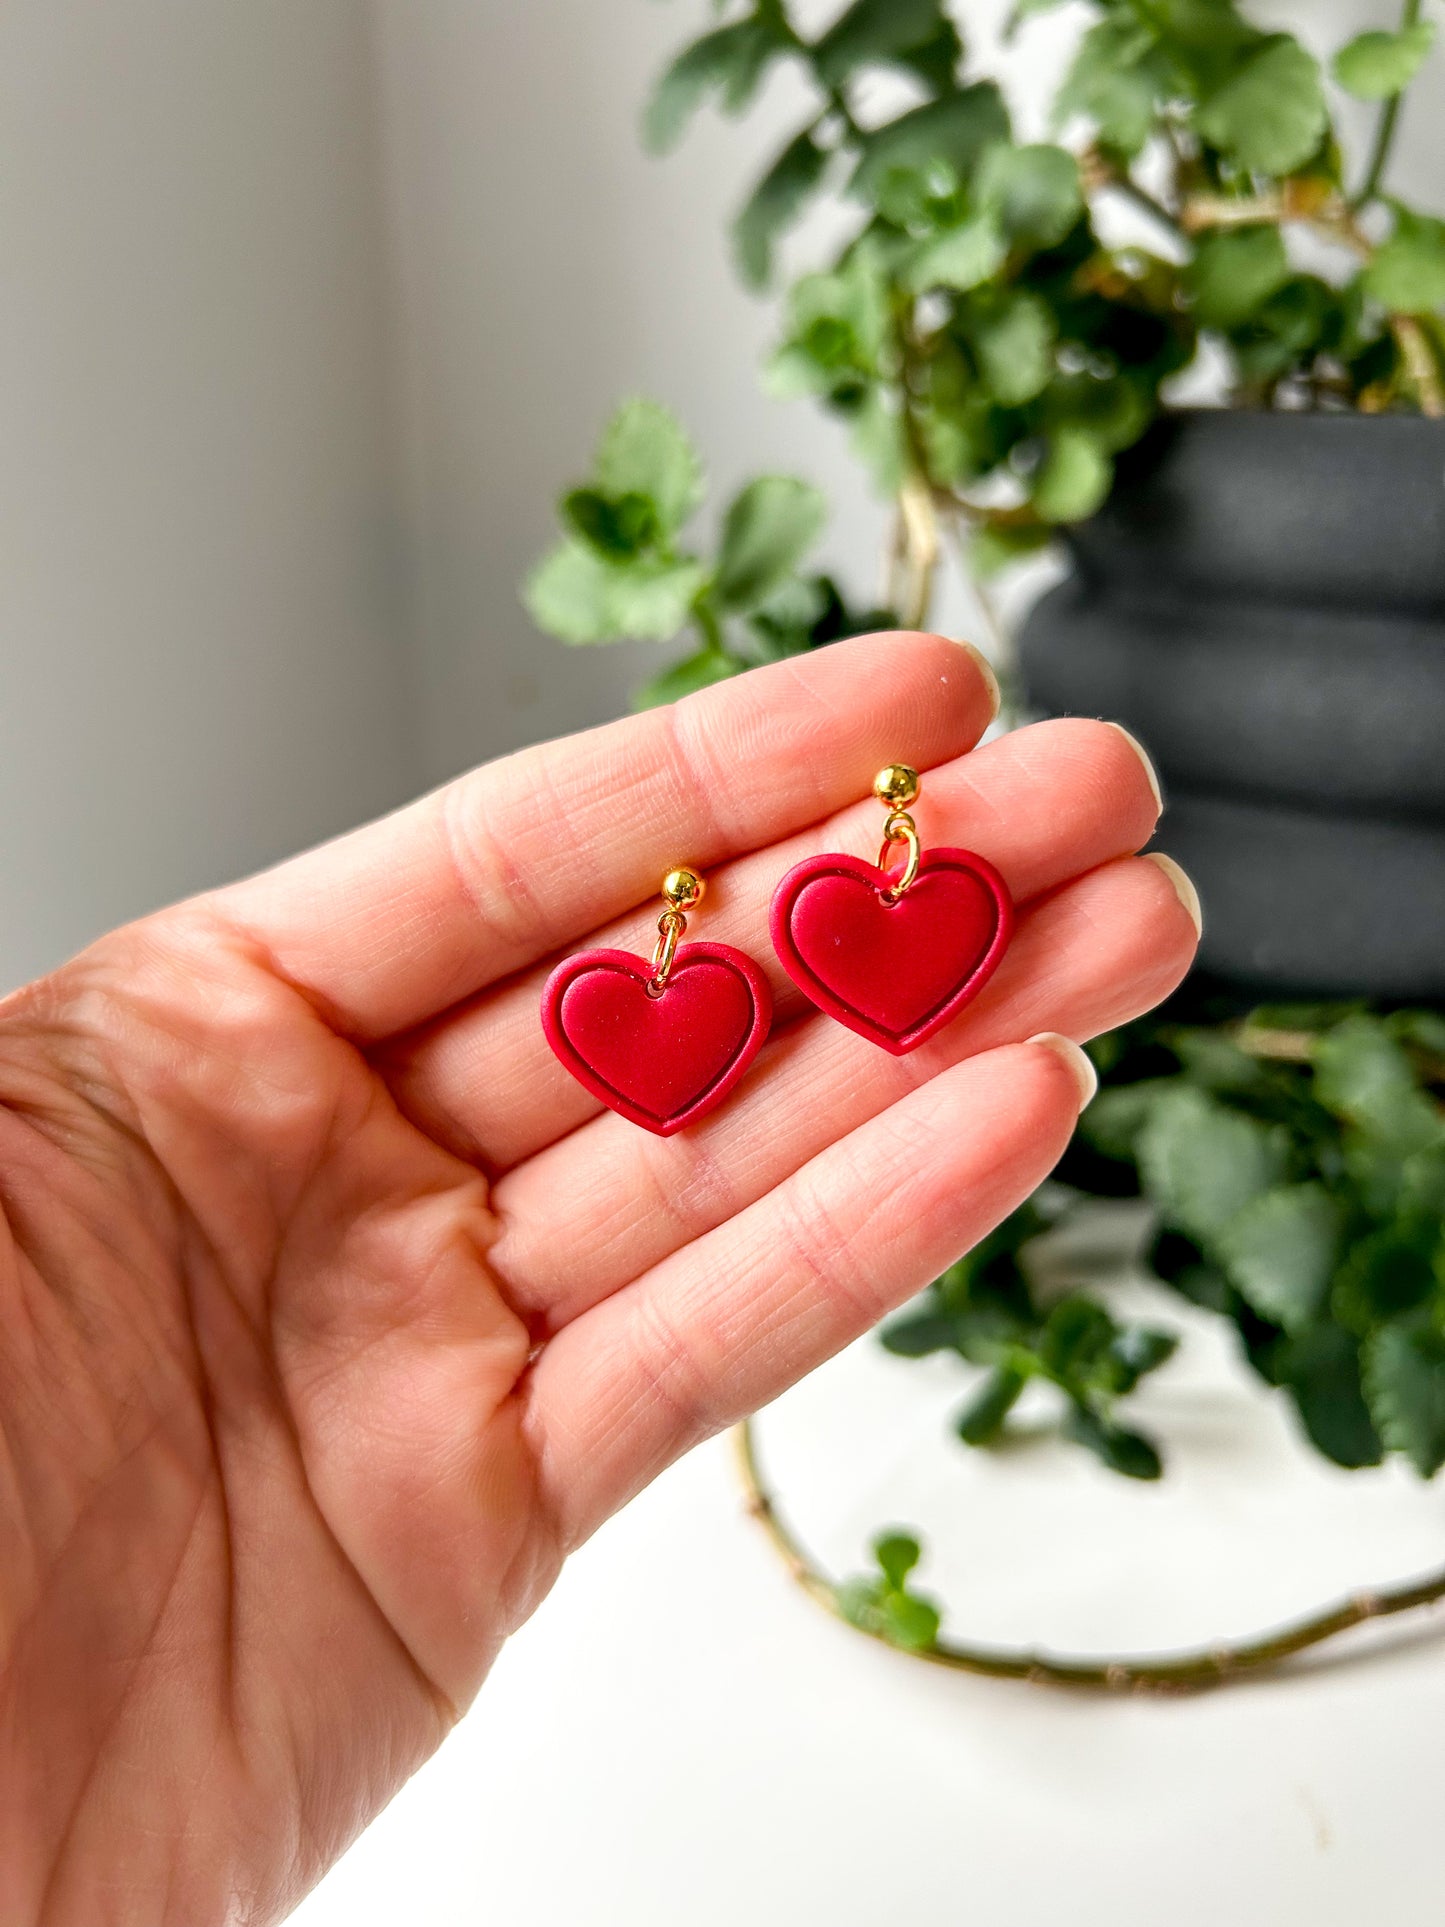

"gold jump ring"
[649,910,686,992]
[877,811,921,901]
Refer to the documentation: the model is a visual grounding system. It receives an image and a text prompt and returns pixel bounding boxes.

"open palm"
[0,634,1196,1925]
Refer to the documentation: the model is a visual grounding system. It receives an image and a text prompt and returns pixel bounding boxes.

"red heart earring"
[770,764,1013,1055]
[542,867,772,1136]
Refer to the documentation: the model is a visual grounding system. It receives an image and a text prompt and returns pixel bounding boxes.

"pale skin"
[0,632,1198,1925]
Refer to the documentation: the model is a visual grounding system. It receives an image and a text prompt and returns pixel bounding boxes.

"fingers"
[491,851,1199,1332]
[211,632,997,1041]
[381,715,1163,1172]
[525,1037,1095,1548]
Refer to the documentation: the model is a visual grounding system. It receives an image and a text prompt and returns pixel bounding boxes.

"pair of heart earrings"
[541,764,1013,1137]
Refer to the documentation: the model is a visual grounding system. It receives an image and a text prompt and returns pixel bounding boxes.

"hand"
[0,633,1196,1924]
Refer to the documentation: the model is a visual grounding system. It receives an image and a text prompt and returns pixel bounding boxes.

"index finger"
[211,632,998,1041]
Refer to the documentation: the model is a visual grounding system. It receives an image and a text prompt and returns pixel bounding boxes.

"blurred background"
[5,4,1445,1923]
[8,0,1437,991]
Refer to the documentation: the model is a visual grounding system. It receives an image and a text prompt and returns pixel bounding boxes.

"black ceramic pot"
[1016,409,1445,999]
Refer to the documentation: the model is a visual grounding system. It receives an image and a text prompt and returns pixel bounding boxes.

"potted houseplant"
[524,0,1445,1686]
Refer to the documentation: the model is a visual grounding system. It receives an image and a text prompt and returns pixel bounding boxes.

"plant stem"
[772,2,865,142]
[1392,314,1445,417]
[1182,190,1286,232]
[1110,175,1187,244]
[735,1418,1445,1693]
[693,597,726,658]
[893,473,940,630]
[887,290,944,630]
[1352,0,1424,210]
[933,496,1019,712]
[1081,147,1186,245]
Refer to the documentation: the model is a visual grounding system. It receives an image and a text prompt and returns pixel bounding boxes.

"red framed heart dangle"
[770,763,1012,1056]
[542,867,771,1136]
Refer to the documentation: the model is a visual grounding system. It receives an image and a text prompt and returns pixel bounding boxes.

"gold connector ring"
[649,910,686,993]
[877,811,921,901]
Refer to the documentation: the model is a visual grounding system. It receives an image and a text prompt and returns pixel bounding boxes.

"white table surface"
[293,1238,1445,1927]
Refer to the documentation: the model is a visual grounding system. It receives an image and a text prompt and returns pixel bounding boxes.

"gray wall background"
[1,0,1439,988]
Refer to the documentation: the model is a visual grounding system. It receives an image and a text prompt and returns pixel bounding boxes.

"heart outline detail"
[541,941,772,1136]
[770,847,1013,1055]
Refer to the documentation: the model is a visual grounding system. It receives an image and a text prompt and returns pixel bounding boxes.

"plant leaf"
[1053,19,1163,159]
[837,1542,942,1650]
[1009,0,1070,23]
[1196,36,1327,178]
[714,476,827,612]
[632,646,745,711]
[1043,368,1154,453]
[1401,1144,1445,1220]
[770,243,892,393]
[524,541,705,645]
[735,130,830,288]
[968,521,1053,579]
[1136,1086,1288,1243]
[1216,1183,1340,1331]
[879,1306,965,1357]
[848,389,908,494]
[1314,1015,1442,1154]
[879,1590,942,1650]
[1229,275,1336,384]
[1039,1294,1116,1381]
[594,399,704,536]
[643,18,787,154]
[812,0,954,89]
[1333,1224,1438,1330]
[1168,1027,1275,1097]
[1079,1077,1173,1161]
[1030,428,1112,523]
[1064,1404,1163,1480]
[905,213,1007,294]
[873,1530,922,1588]
[891,18,966,94]
[976,142,1082,250]
[561,487,662,559]
[1148,1226,1234,1314]
[956,1365,1028,1444]
[745,572,831,659]
[1363,208,1445,317]
[1366,1326,1445,1477]
[1393,1009,1445,1057]
[835,1575,882,1630]
[1333,22,1435,102]
[1273,1324,1383,1469]
[967,290,1056,404]
[1101,1325,1179,1396]
[850,85,1011,202]
[1186,225,1291,331]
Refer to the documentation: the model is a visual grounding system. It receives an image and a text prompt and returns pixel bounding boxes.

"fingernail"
[1145,851,1203,937]
[1108,722,1163,813]
[1027,1032,1098,1109]
[953,638,1001,721]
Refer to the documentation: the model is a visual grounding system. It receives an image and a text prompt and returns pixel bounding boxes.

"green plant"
[887,1004,1445,1480]
[525,398,891,707]
[524,1,1445,1674]
[836,1531,943,1649]
[733,1001,1445,1688]
[530,0,1444,679]
[880,1190,1180,1479]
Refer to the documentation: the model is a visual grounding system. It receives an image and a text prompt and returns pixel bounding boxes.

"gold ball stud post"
[661,867,706,912]
[873,764,920,810]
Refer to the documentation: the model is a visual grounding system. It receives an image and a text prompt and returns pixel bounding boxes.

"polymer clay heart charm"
[770,764,1012,1055]
[770,849,1011,1054]
[542,940,771,1136]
